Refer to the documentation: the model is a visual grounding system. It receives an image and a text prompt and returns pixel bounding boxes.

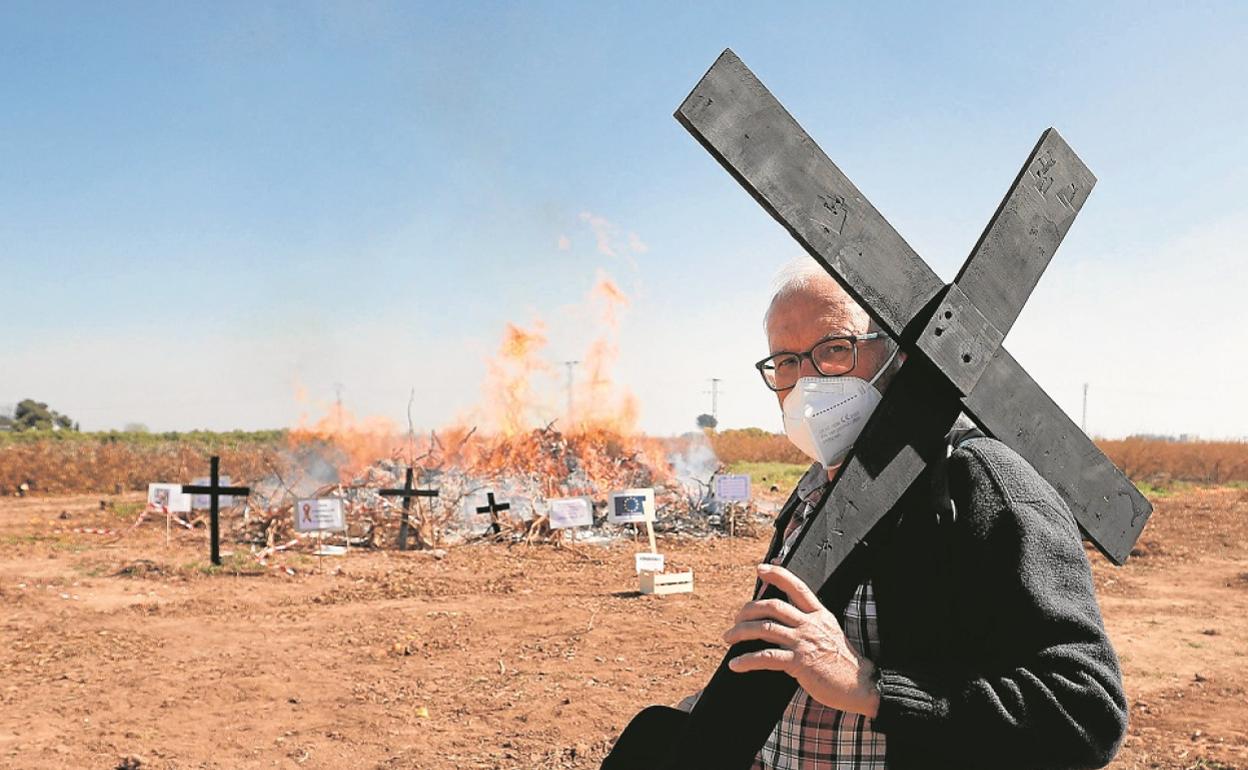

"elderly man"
[603,259,1127,769]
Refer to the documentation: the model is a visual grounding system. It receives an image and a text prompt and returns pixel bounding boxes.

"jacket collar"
[796,461,829,505]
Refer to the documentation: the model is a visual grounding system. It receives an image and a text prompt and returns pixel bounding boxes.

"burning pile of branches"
[212,422,765,557]
[464,423,664,497]
[175,271,771,557]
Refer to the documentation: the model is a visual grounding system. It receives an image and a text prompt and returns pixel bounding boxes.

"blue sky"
[3,1,1246,438]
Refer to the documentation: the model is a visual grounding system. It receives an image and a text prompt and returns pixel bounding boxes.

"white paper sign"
[609,488,655,524]
[191,475,233,509]
[714,474,751,502]
[294,498,346,533]
[635,552,665,574]
[548,497,593,529]
[147,483,191,514]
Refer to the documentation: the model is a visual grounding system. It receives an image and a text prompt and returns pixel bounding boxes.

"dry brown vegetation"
[1099,438,1248,484]
[4,431,1248,497]
[0,437,279,496]
[712,429,1248,485]
[708,428,808,465]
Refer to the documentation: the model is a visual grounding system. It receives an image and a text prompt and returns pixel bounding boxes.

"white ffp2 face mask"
[781,349,897,468]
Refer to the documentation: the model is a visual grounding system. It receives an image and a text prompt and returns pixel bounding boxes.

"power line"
[333,382,344,433]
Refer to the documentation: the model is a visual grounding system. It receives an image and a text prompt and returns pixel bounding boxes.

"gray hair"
[764,256,881,333]
[763,256,896,356]
[769,255,835,299]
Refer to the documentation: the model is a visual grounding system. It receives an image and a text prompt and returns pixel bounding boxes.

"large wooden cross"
[379,467,438,550]
[653,49,1153,769]
[182,456,251,567]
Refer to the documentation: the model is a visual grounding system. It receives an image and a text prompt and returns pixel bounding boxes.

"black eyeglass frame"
[754,332,891,392]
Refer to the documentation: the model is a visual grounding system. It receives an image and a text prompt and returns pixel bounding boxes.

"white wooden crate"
[639,570,694,595]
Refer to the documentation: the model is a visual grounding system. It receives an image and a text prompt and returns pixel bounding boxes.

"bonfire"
[228,419,757,559]
[124,273,763,561]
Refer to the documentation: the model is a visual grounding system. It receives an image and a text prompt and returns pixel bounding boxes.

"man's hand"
[723,564,880,718]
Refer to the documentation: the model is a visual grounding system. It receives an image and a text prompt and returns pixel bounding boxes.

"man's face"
[765,279,894,409]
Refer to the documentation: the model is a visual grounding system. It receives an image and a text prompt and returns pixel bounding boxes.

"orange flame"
[284,270,662,489]
[482,321,553,438]
[591,270,629,327]
[571,273,636,434]
[288,386,403,481]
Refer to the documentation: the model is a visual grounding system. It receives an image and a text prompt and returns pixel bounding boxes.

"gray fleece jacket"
[847,437,1129,768]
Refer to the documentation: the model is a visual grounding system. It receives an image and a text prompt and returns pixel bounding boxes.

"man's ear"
[876,348,906,392]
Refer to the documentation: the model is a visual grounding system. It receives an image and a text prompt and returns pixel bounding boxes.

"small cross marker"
[475,491,511,534]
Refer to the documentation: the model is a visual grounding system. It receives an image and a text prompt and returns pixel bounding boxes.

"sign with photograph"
[294,498,346,533]
[548,497,594,529]
[147,483,191,514]
[714,474,751,502]
[608,488,655,524]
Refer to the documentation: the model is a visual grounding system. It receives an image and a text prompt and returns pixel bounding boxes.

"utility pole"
[562,361,580,420]
[705,378,723,422]
[1081,382,1088,434]
[334,383,344,433]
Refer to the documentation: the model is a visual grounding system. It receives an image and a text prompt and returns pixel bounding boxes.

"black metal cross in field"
[379,467,438,551]
[182,455,251,567]
[476,491,511,534]
[628,49,1154,769]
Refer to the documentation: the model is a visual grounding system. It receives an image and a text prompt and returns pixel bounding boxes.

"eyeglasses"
[755,332,890,392]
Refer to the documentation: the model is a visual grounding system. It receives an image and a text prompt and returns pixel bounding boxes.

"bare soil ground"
[1,486,1246,770]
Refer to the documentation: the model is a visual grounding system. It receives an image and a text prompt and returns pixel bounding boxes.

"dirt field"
[2,487,1246,770]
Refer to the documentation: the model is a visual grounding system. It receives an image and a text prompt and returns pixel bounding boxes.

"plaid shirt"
[751,464,887,770]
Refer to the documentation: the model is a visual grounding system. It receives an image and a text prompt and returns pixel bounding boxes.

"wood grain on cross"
[649,49,1153,769]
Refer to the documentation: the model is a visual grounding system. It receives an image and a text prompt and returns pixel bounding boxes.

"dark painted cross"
[476,491,511,534]
[379,467,438,551]
[605,50,1155,770]
[181,455,251,567]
